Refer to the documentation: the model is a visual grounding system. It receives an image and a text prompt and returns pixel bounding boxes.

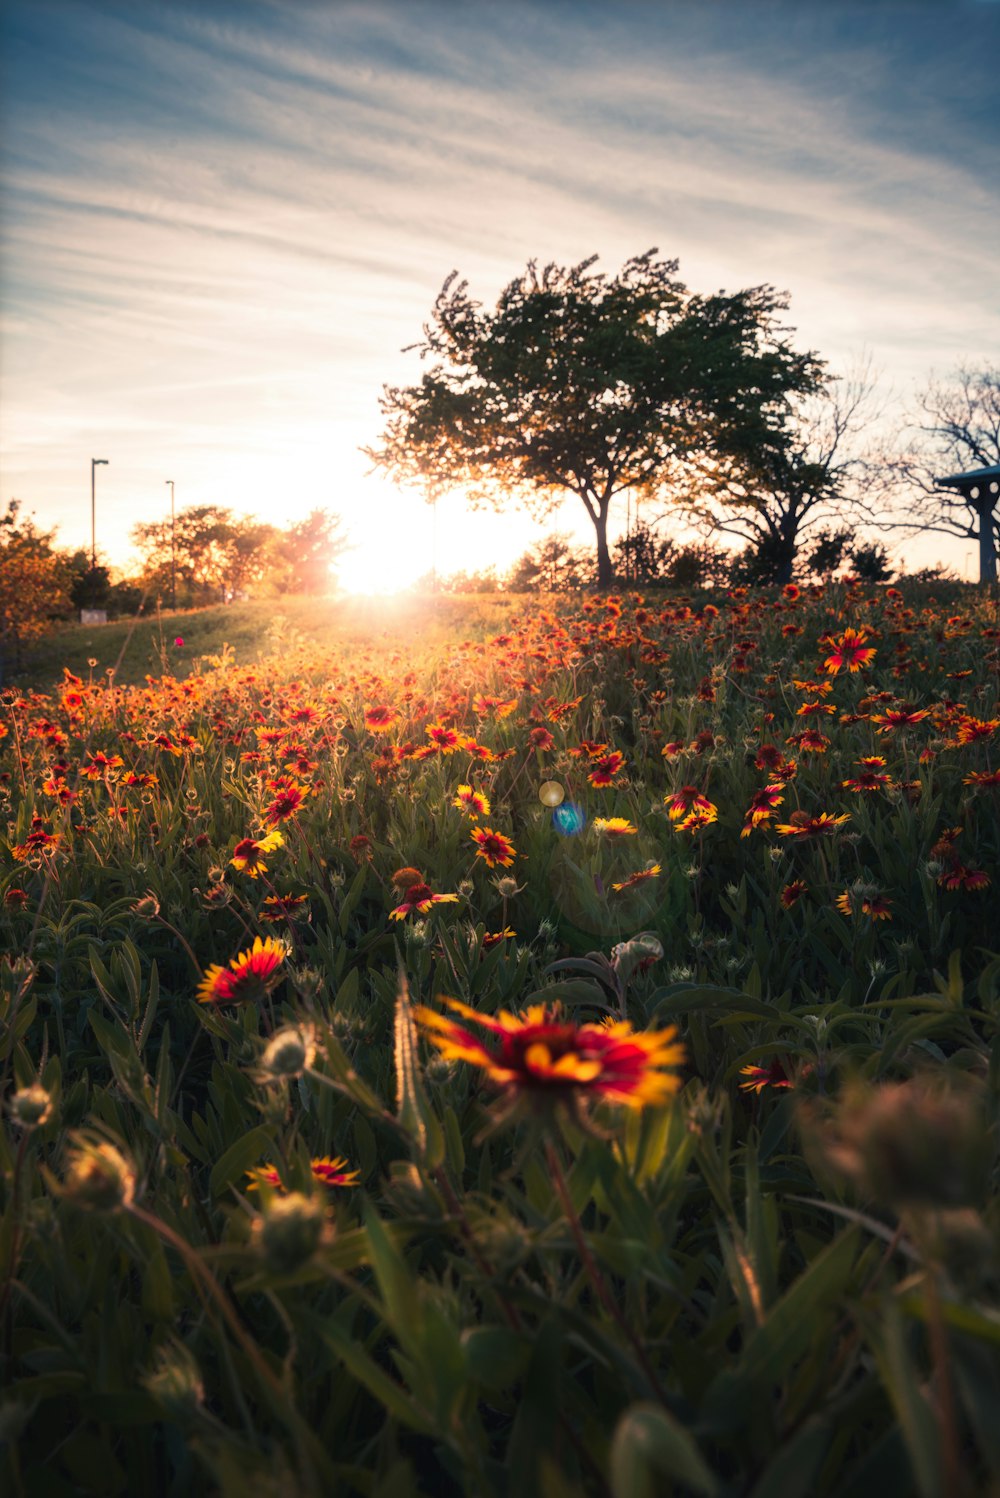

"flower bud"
[130,892,160,920]
[142,1341,205,1423]
[255,1192,326,1274]
[261,1027,313,1080]
[9,1083,53,1129]
[62,1137,136,1212]
[808,1079,992,1210]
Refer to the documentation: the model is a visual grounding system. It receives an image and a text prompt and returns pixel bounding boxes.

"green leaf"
[610,1403,719,1498]
[394,967,444,1166]
[738,1226,860,1385]
[872,1303,941,1498]
[749,1416,831,1498]
[462,1326,528,1390]
[320,1322,434,1435]
[208,1124,275,1197]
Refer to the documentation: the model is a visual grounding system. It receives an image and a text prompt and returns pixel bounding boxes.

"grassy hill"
[8,591,520,691]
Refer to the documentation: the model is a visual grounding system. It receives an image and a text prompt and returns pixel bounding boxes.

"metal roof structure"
[936,463,1000,488]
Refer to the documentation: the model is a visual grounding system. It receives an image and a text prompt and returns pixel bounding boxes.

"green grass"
[11,591,521,691]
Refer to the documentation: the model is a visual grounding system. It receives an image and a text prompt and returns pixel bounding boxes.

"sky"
[1,0,998,591]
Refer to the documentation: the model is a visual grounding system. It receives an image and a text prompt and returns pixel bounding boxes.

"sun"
[341,530,426,595]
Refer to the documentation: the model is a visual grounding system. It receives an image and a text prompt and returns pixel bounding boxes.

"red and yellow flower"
[821,628,877,674]
[390,882,460,920]
[776,810,851,839]
[665,785,715,821]
[587,751,627,788]
[471,827,517,868]
[452,784,491,819]
[414,998,685,1110]
[230,829,284,877]
[247,1156,360,1192]
[593,817,638,838]
[197,936,289,1005]
[739,1058,793,1093]
[611,864,662,892]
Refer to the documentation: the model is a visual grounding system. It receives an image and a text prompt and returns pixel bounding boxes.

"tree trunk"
[978,503,997,584]
[593,507,615,590]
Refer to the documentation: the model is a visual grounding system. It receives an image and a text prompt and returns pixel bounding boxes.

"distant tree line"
[0,502,349,681]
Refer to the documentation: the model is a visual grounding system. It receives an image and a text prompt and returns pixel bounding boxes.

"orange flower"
[262,781,306,826]
[471,827,517,868]
[740,784,784,837]
[198,936,288,1005]
[587,751,626,787]
[822,628,877,674]
[260,893,309,922]
[247,1156,359,1192]
[779,880,808,908]
[415,998,685,1110]
[593,817,638,837]
[390,882,460,920]
[452,784,491,818]
[426,723,464,753]
[674,806,717,833]
[952,716,999,745]
[835,890,893,920]
[739,1059,793,1093]
[937,865,991,892]
[230,829,284,877]
[611,864,662,892]
[665,785,714,820]
[364,705,398,732]
[872,706,929,732]
[776,811,851,839]
[963,769,1000,788]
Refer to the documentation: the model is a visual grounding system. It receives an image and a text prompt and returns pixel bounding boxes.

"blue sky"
[2,0,998,587]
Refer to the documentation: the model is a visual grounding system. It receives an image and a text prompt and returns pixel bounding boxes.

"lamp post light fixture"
[165,480,176,609]
[91,458,108,570]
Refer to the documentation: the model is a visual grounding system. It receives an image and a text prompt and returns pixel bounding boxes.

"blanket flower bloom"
[230,829,284,877]
[197,936,289,1005]
[821,628,877,674]
[739,1059,793,1093]
[414,998,685,1111]
[390,881,460,920]
[452,784,491,818]
[247,1156,360,1192]
[471,827,517,868]
[593,817,638,837]
[665,786,715,820]
[776,810,851,839]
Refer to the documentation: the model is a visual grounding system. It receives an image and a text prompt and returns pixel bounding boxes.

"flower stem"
[544,1134,670,1408]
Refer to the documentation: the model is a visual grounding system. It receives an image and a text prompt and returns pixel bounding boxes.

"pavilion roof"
[936,464,1000,487]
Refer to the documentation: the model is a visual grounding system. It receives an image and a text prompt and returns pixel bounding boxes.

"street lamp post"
[91,459,108,571]
[165,480,175,609]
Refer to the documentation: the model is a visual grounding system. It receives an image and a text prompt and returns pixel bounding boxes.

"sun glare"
[341,531,425,595]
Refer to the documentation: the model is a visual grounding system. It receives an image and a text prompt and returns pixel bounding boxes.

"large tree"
[364,251,824,587]
[879,364,1000,583]
[670,363,880,585]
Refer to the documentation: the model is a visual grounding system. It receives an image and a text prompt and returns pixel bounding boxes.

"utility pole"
[91,458,108,570]
[166,480,175,608]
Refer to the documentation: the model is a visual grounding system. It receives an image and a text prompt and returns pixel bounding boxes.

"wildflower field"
[2,581,1000,1497]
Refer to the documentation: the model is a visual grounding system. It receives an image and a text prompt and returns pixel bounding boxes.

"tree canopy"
[0,500,71,683]
[365,250,825,586]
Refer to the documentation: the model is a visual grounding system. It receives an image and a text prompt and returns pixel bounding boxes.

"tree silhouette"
[672,363,879,585]
[365,251,824,587]
[879,364,1000,583]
